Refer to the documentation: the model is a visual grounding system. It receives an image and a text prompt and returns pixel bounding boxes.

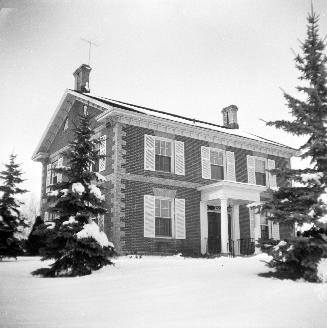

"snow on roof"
[82,93,293,149]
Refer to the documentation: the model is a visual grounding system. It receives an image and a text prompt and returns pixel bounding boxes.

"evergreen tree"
[259,9,327,282]
[0,154,28,259]
[33,111,114,277]
[26,216,45,255]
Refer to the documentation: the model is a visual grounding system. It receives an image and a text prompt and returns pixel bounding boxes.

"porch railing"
[206,238,255,257]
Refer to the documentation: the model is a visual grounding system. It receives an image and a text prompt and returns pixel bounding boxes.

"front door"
[208,212,221,254]
[207,211,232,254]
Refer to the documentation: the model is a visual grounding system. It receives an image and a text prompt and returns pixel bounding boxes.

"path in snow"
[0,254,326,328]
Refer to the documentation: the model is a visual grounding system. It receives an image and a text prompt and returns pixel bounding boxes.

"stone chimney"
[73,64,91,93]
[221,105,239,129]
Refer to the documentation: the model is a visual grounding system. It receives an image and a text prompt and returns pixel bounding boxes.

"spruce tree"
[26,216,45,255]
[259,9,327,282]
[33,111,114,277]
[0,154,28,259]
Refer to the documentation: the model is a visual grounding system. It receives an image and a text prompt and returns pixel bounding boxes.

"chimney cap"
[221,104,238,113]
[73,64,92,76]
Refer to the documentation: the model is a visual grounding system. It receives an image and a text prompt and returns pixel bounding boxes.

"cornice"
[99,110,296,158]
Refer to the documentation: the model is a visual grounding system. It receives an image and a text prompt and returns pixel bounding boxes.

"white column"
[200,201,208,255]
[254,212,261,254]
[233,204,240,255]
[220,197,229,254]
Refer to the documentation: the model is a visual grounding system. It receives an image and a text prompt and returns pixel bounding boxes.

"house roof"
[32,89,297,160]
[82,92,293,149]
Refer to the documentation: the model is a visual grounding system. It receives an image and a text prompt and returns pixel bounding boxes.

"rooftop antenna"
[81,38,98,66]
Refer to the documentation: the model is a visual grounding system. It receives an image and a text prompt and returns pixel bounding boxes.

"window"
[51,160,58,185]
[260,216,269,240]
[255,158,266,186]
[155,198,173,237]
[155,139,172,173]
[210,150,224,180]
[91,142,100,172]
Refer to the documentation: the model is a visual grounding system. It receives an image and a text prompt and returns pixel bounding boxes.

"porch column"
[200,201,208,255]
[233,204,240,255]
[220,197,229,254]
[254,212,261,254]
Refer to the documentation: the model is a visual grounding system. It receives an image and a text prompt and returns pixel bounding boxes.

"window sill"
[154,236,174,240]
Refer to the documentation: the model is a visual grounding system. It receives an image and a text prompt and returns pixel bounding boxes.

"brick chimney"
[221,105,239,129]
[73,64,91,93]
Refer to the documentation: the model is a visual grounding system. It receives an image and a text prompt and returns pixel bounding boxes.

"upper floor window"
[90,135,107,173]
[255,158,266,186]
[210,150,224,180]
[201,146,236,181]
[144,135,185,175]
[46,157,63,192]
[247,155,277,189]
[155,139,172,173]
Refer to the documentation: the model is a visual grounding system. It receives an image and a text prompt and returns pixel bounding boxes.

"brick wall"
[123,124,290,186]
[123,179,201,255]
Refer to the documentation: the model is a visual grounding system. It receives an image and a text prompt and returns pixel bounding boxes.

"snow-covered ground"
[1,255,327,328]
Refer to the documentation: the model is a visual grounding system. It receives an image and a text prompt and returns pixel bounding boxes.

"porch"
[198,180,267,256]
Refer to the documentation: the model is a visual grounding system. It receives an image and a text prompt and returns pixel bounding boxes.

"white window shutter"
[269,220,280,240]
[174,141,185,175]
[267,159,277,189]
[144,195,155,238]
[175,198,186,239]
[46,164,51,192]
[144,135,155,171]
[225,151,236,181]
[249,208,255,238]
[201,146,211,179]
[57,157,63,183]
[99,135,107,172]
[247,155,256,184]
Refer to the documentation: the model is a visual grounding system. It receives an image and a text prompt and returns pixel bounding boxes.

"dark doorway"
[208,212,221,254]
[207,211,232,254]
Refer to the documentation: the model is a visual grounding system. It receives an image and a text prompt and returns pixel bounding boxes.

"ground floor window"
[260,215,269,240]
[155,198,173,237]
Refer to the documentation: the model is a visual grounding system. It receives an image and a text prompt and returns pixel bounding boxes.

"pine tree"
[26,216,45,255]
[33,111,114,277]
[259,8,327,282]
[0,154,28,259]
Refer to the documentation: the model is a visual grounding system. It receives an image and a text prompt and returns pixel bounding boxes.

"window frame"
[154,196,175,238]
[209,148,226,181]
[154,136,175,174]
[50,159,59,185]
[253,156,268,186]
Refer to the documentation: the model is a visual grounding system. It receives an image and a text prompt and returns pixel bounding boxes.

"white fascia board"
[198,181,266,202]
[32,90,112,161]
[97,108,297,158]
[32,89,71,160]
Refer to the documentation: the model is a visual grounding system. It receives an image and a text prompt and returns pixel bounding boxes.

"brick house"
[33,64,297,256]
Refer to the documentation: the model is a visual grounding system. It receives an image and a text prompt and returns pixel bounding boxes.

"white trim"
[33,89,297,162]
[97,107,297,158]
[154,196,175,238]
[154,135,175,174]
[198,180,264,203]
[252,156,269,187]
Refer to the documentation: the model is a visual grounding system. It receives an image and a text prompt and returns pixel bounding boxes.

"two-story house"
[32,64,297,256]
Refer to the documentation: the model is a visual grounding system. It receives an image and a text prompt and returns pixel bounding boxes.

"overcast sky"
[0,0,327,202]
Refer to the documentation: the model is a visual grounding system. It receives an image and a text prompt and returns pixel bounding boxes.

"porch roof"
[197,180,267,203]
